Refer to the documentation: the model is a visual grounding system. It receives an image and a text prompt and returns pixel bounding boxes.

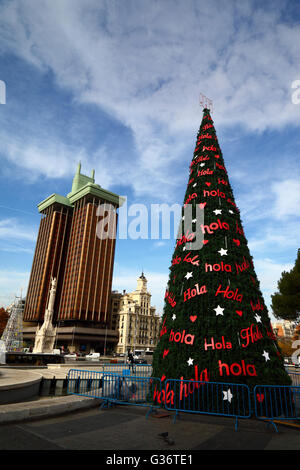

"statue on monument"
[33,277,57,354]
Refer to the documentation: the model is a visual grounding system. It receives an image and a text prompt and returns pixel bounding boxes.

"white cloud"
[0,245,33,254]
[248,221,300,254]
[0,218,37,242]
[254,257,294,319]
[0,131,92,181]
[1,0,300,199]
[112,266,168,314]
[255,258,293,294]
[0,269,29,307]
[153,241,167,248]
[1,0,300,316]
[271,179,300,219]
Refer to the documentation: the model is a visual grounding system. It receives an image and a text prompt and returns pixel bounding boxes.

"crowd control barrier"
[101,372,162,418]
[67,369,103,398]
[67,369,300,432]
[99,363,152,377]
[163,379,251,431]
[254,384,300,432]
[67,368,161,418]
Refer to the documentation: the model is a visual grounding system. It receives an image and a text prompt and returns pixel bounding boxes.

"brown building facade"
[23,164,124,353]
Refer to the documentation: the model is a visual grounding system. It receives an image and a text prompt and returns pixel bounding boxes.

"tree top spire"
[199,93,213,114]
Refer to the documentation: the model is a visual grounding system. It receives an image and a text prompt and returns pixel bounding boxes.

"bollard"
[55,379,64,396]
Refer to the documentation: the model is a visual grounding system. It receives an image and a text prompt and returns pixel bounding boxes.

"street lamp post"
[104,325,108,357]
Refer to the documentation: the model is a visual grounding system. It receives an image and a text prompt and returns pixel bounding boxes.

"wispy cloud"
[152,241,167,248]
[0,245,33,254]
[112,266,168,314]
[0,0,300,316]
[0,218,37,242]
[271,179,300,219]
[0,269,29,307]
[1,0,300,200]
[254,257,294,319]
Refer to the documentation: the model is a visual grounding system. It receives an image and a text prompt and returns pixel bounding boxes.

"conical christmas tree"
[152,108,291,397]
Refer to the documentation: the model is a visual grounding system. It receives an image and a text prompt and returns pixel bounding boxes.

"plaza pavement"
[0,394,299,451]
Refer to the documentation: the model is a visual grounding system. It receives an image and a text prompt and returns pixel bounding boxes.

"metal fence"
[67,368,300,432]
[67,364,152,393]
[254,384,300,432]
[163,379,251,431]
[67,369,103,398]
[67,368,160,417]
[99,363,152,377]
[67,367,151,397]
[101,372,162,417]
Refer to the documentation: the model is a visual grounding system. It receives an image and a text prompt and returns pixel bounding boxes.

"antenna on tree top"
[199,93,213,114]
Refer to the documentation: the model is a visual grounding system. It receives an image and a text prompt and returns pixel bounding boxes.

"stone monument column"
[33,277,57,354]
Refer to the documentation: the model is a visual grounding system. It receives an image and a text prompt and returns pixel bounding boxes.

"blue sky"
[0,0,300,321]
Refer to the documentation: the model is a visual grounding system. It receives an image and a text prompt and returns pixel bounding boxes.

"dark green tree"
[152,108,291,405]
[271,249,300,321]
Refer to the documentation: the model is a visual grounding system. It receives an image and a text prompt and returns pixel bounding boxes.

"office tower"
[23,163,123,352]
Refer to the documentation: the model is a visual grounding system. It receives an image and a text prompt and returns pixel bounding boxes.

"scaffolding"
[1,297,24,352]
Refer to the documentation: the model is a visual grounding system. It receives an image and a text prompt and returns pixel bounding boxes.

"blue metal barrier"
[67,368,161,418]
[67,368,146,398]
[101,363,152,377]
[67,369,103,398]
[163,379,251,431]
[67,368,300,432]
[101,373,162,418]
[67,365,151,394]
[254,384,300,432]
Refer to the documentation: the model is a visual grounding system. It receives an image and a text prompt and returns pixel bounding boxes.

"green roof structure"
[38,163,125,212]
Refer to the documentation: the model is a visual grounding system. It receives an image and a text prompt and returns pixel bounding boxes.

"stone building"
[111,273,161,355]
[272,320,297,340]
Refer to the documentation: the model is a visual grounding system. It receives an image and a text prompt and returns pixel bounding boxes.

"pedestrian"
[128,350,135,372]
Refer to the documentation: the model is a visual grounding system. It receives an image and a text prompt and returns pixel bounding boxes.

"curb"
[0,395,102,425]
[273,419,300,431]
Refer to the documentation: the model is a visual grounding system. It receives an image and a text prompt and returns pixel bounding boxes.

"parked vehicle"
[64,353,77,359]
[86,352,101,360]
[133,350,144,359]
[285,357,300,368]
[134,357,148,364]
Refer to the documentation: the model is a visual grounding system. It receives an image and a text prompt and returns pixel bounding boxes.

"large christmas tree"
[152,108,291,397]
